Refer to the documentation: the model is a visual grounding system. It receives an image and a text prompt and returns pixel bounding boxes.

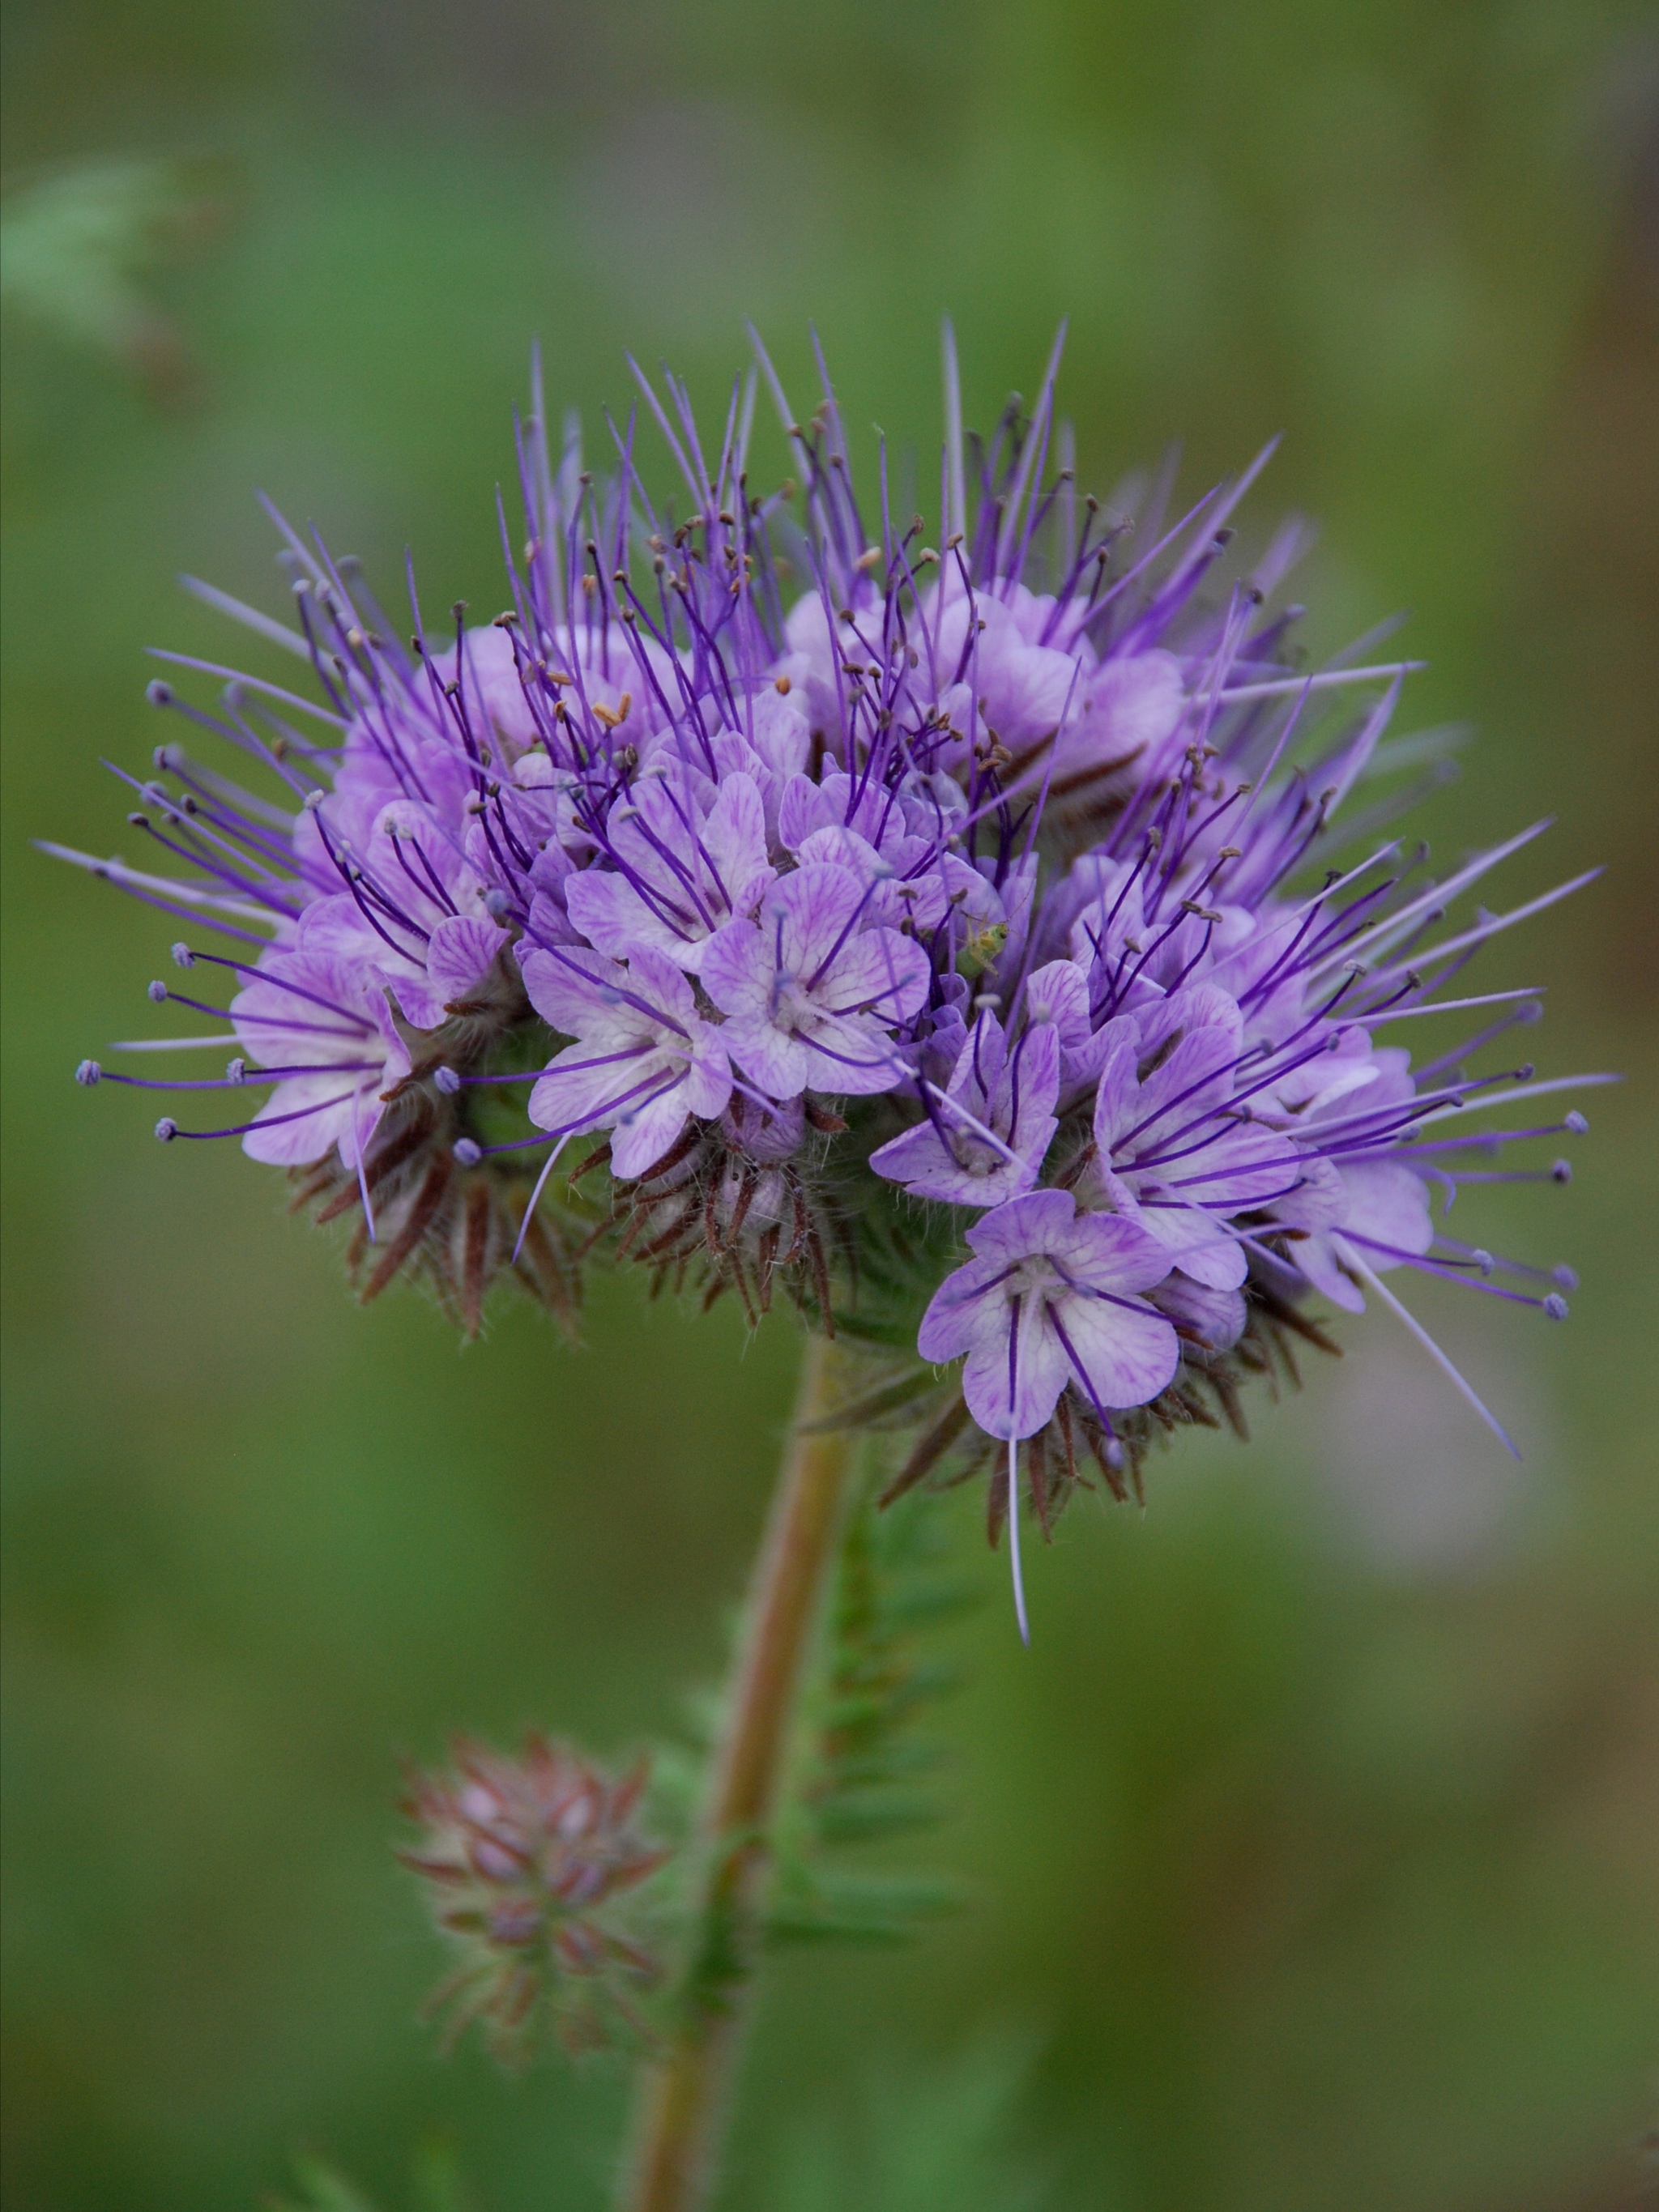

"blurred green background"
[3,2,1657,2206]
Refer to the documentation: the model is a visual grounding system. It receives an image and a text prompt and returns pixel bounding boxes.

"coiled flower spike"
[49,327,1614,1636]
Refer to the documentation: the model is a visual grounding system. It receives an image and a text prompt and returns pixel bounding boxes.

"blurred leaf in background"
[273,2153,385,2212]
[0,155,234,399]
[754,2032,1063,2212]
[271,2133,479,2212]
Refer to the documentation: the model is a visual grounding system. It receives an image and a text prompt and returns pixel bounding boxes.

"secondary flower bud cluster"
[399,1734,665,2060]
[53,335,1605,1509]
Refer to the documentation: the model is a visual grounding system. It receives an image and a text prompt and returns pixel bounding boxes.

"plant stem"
[619,1332,858,2212]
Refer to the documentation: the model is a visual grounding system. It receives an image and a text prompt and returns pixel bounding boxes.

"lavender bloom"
[917,1190,1179,1441]
[869,1009,1060,1206]
[229,944,412,1168]
[699,863,930,1100]
[1081,986,1304,1291]
[296,876,509,1036]
[563,766,774,972]
[521,943,731,1180]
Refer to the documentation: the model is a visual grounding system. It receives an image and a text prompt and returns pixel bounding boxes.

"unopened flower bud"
[400,1734,667,2061]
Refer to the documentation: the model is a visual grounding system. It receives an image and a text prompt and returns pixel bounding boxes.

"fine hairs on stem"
[621,1336,860,2212]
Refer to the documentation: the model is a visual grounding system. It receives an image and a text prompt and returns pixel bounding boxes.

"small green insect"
[959,921,1009,976]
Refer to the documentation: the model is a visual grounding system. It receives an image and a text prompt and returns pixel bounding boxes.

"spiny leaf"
[768,1868,967,1946]
[773,1473,976,1949]
[800,1364,940,1432]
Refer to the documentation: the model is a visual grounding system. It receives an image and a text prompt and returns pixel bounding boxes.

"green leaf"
[755,2030,1064,2212]
[770,1865,967,1945]
[798,1365,940,1433]
[411,2134,478,2212]
[812,1793,945,1846]
[772,1476,977,1950]
[269,2155,382,2212]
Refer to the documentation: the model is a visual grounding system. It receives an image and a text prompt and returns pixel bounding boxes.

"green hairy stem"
[620,1334,859,2212]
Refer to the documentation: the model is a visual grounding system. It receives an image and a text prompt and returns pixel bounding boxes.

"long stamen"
[1008,1436,1030,1648]
[1333,1236,1520,1459]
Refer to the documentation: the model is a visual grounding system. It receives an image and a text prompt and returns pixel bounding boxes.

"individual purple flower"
[869,1009,1060,1207]
[783,774,1002,944]
[520,942,731,1180]
[296,876,510,1034]
[565,767,774,973]
[228,945,412,1167]
[429,616,683,768]
[699,862,930,1101]
[1044,650,1191,812]
[923,573,1084,760]
[1084,985,1304,1290]
[915,572,1191,810]
[917,1189,1179,1442]
[1260,1041,1438,1314]
[1061,850,1259,1025]
[1020,957,1113,1102]
[770,578,884,752]
[667,704,814,859]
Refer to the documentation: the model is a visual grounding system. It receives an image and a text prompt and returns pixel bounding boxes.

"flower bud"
[399,1734,667,2061]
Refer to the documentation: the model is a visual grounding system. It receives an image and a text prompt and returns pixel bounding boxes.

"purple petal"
[718,1012,812,1100]
[963,1189,1079,1264]
[1050,1288,1179,1412]
[427,914,509,1003]
[699,917,772,1020]
[242,1076,362,1166]
[519,944,629,1035]
[821,925,931,1023]
[766,862,867,972]
[1049,1204,1172,1293]
[610,1081,693,1179]
[961,1294,1069,1439]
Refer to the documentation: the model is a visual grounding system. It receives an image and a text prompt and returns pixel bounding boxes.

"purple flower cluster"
[53,332,1610,1606]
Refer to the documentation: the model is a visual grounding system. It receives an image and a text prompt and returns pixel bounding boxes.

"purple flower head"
[869,1008,1060,1207]
[918,1190,1179,1441]
[54,324,1608,1538]
[700,862,929,1102]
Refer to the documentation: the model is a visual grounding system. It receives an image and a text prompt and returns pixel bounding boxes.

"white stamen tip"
[1009,1438,1031,1647]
